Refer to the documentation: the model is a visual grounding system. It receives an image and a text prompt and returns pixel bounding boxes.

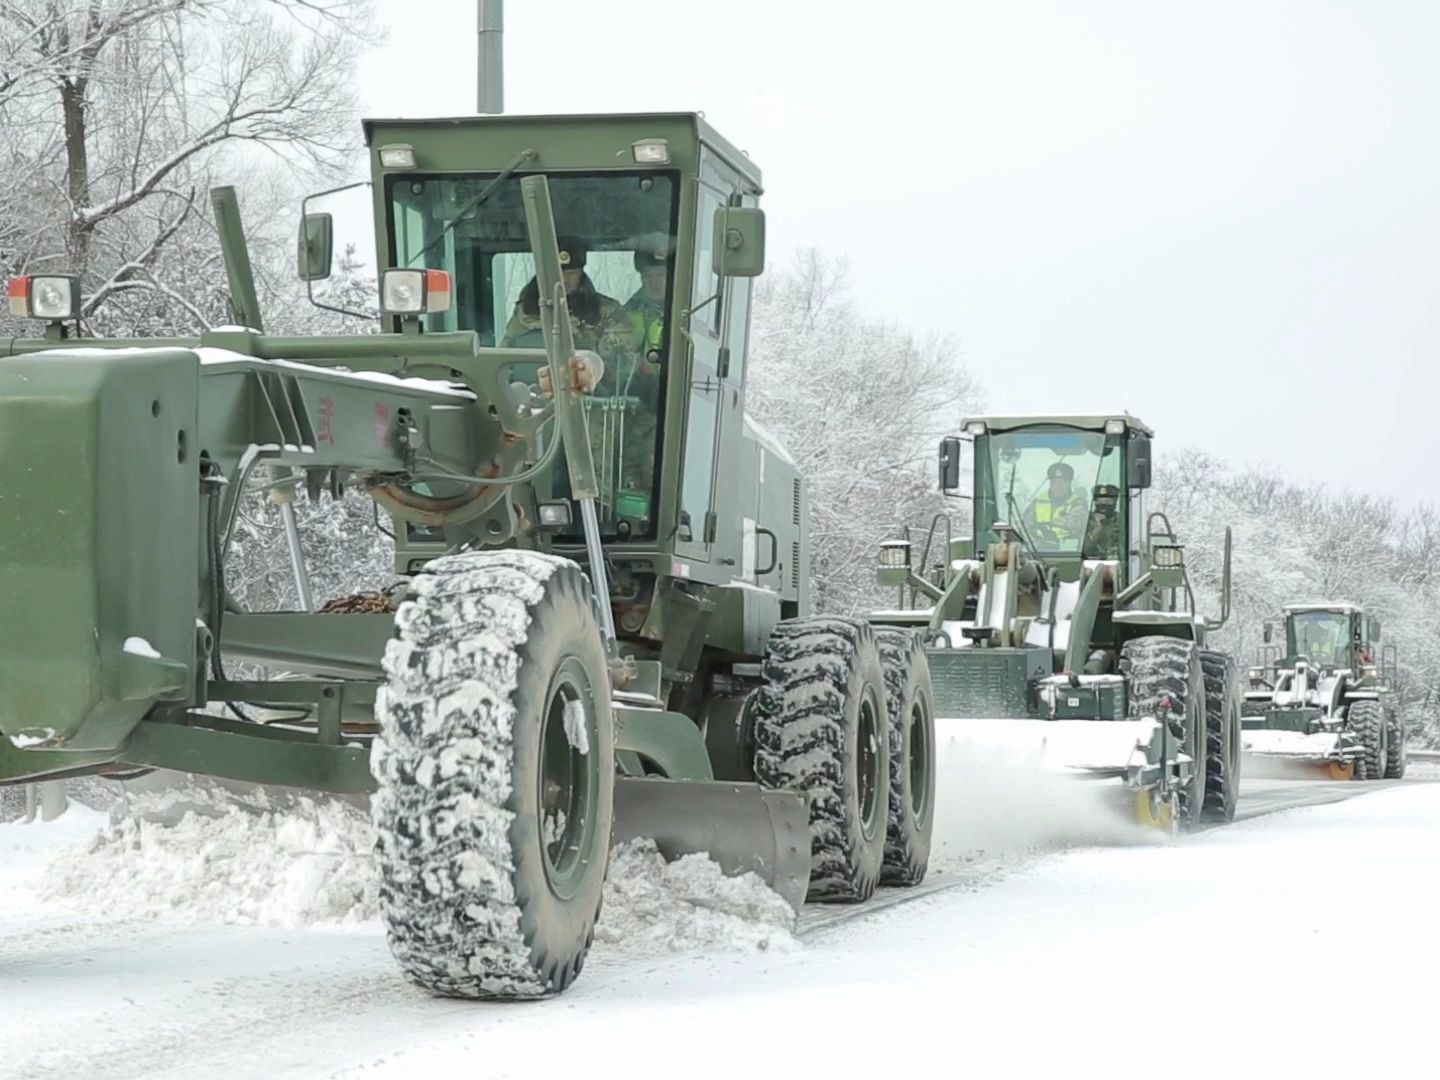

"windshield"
[975,427,1124,557]
[386,170,679,541]
[1288,612,1350,667]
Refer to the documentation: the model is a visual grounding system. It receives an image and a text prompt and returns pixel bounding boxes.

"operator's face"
[562,269,583,293]
[641,266,667,301]
[1050,478,1071,500]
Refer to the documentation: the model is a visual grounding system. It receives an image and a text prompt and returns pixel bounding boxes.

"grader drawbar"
[872,415,1243,832]
[0,112,937,998]
[1240,603,1405,780]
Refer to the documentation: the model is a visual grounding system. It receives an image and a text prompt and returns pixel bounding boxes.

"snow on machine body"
[0,112,938,998]
[870,415,1243,830]
[1241,603,1404,780]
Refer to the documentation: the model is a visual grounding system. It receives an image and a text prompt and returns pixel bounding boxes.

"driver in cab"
[1024,462,1090,545]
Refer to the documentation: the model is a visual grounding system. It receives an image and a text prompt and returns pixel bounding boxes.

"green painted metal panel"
[123,716,373,793]
[221,614,392,677]
[0,349,199,751]
[614,705,714,780]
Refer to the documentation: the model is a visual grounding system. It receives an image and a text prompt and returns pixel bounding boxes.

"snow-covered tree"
[0,0,379,337]
[747,249,982,614]
[1153,451,1440,746]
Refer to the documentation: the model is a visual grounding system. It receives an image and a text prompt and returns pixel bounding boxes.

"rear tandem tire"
[753,617,890,903]
[1348,699,1387,781]
[371,550,614,1000]
[1120,636,1207,828]
[872,627,937,887]
[1199,650,1242,823]
[1383,707,1407,779]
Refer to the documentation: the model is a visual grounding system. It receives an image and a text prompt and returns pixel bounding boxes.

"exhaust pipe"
[478,0,502,114]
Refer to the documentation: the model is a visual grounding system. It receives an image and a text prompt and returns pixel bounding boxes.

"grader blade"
[612,777,811,913]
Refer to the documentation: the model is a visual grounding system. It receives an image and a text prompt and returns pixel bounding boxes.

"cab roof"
[961,412,1154,436]
[360,111,762,188]
[1284,602,1363,615]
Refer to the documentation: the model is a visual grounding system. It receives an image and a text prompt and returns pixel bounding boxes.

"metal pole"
[478,0,503,114]
[270,465,314,612]
[210,186,265,333]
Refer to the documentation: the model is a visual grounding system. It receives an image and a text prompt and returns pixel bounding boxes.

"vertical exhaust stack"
[478,0,503,114]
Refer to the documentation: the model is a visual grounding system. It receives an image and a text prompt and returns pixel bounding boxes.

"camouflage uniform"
[1082,484,1122,558]
[499,237,618,353]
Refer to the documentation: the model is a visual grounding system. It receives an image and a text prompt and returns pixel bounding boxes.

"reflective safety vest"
[624,305,664,353]
[1032,493,1083,537]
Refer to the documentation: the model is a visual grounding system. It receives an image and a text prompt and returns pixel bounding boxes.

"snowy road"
[5,763,1434,1079]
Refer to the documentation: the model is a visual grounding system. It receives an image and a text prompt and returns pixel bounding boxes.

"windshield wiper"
[410,147,536,266]
[1001,460,1044,564]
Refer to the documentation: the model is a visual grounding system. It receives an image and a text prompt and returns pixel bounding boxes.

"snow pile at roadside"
[35,788,379,929]
[26,789,800,952]
[592,839,799,955]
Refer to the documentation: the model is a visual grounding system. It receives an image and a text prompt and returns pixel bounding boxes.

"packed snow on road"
[2,723,1437,1079]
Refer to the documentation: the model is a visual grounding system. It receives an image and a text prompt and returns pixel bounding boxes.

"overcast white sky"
[354,0,1438,504]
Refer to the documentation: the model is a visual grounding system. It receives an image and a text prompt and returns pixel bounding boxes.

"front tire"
[1200,650,1242,823]
[372,550,614,999]
[753,617,890,903]
[1121,636,1207,827]
[1348,700,1387,781]
[1383,706,1407,779]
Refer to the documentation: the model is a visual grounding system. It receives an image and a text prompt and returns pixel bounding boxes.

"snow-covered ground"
[3,728,1436,1079]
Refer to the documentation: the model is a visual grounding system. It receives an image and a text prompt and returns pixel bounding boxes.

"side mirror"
[939,436,963,492]
[1126,434,1152,489]
[1263,622,1273,644]
[297,212,334,282]
[712,206,765,278]
[1368,617,1380,642]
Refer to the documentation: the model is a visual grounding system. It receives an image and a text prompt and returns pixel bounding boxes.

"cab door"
[675,169,729,565]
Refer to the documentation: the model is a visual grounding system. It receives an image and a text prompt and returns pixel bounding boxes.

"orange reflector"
[7,276,30,318]
[424,269,452,314]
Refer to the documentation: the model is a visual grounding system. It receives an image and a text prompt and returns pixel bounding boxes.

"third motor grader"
[1241,602,1404,780]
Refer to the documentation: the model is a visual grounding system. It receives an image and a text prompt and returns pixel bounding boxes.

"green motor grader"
[0,112,937,998]
[872,413,1241,830]
[1241,602,1405,780]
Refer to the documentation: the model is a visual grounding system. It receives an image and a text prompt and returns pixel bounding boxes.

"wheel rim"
[1188,689,1205,817]
[538,656,598,900]
[857,693,883,840]
[908,696,933,821]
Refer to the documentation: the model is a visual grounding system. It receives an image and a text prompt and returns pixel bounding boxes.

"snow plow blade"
[938,717,1178,784]
[611,777,811,913]
[1241,731,1357,780]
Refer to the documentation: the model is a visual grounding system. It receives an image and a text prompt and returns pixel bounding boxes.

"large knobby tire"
[371,550,614,999]
[1199,650,1242,823]
[872,627,936,886]
[1348,700,1387,781]
[1120,636,1207,827]
[753,617,890,903]
[1383,707,1407,779]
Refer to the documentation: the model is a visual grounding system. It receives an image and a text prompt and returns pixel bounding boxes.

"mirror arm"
[300,179,377,321]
